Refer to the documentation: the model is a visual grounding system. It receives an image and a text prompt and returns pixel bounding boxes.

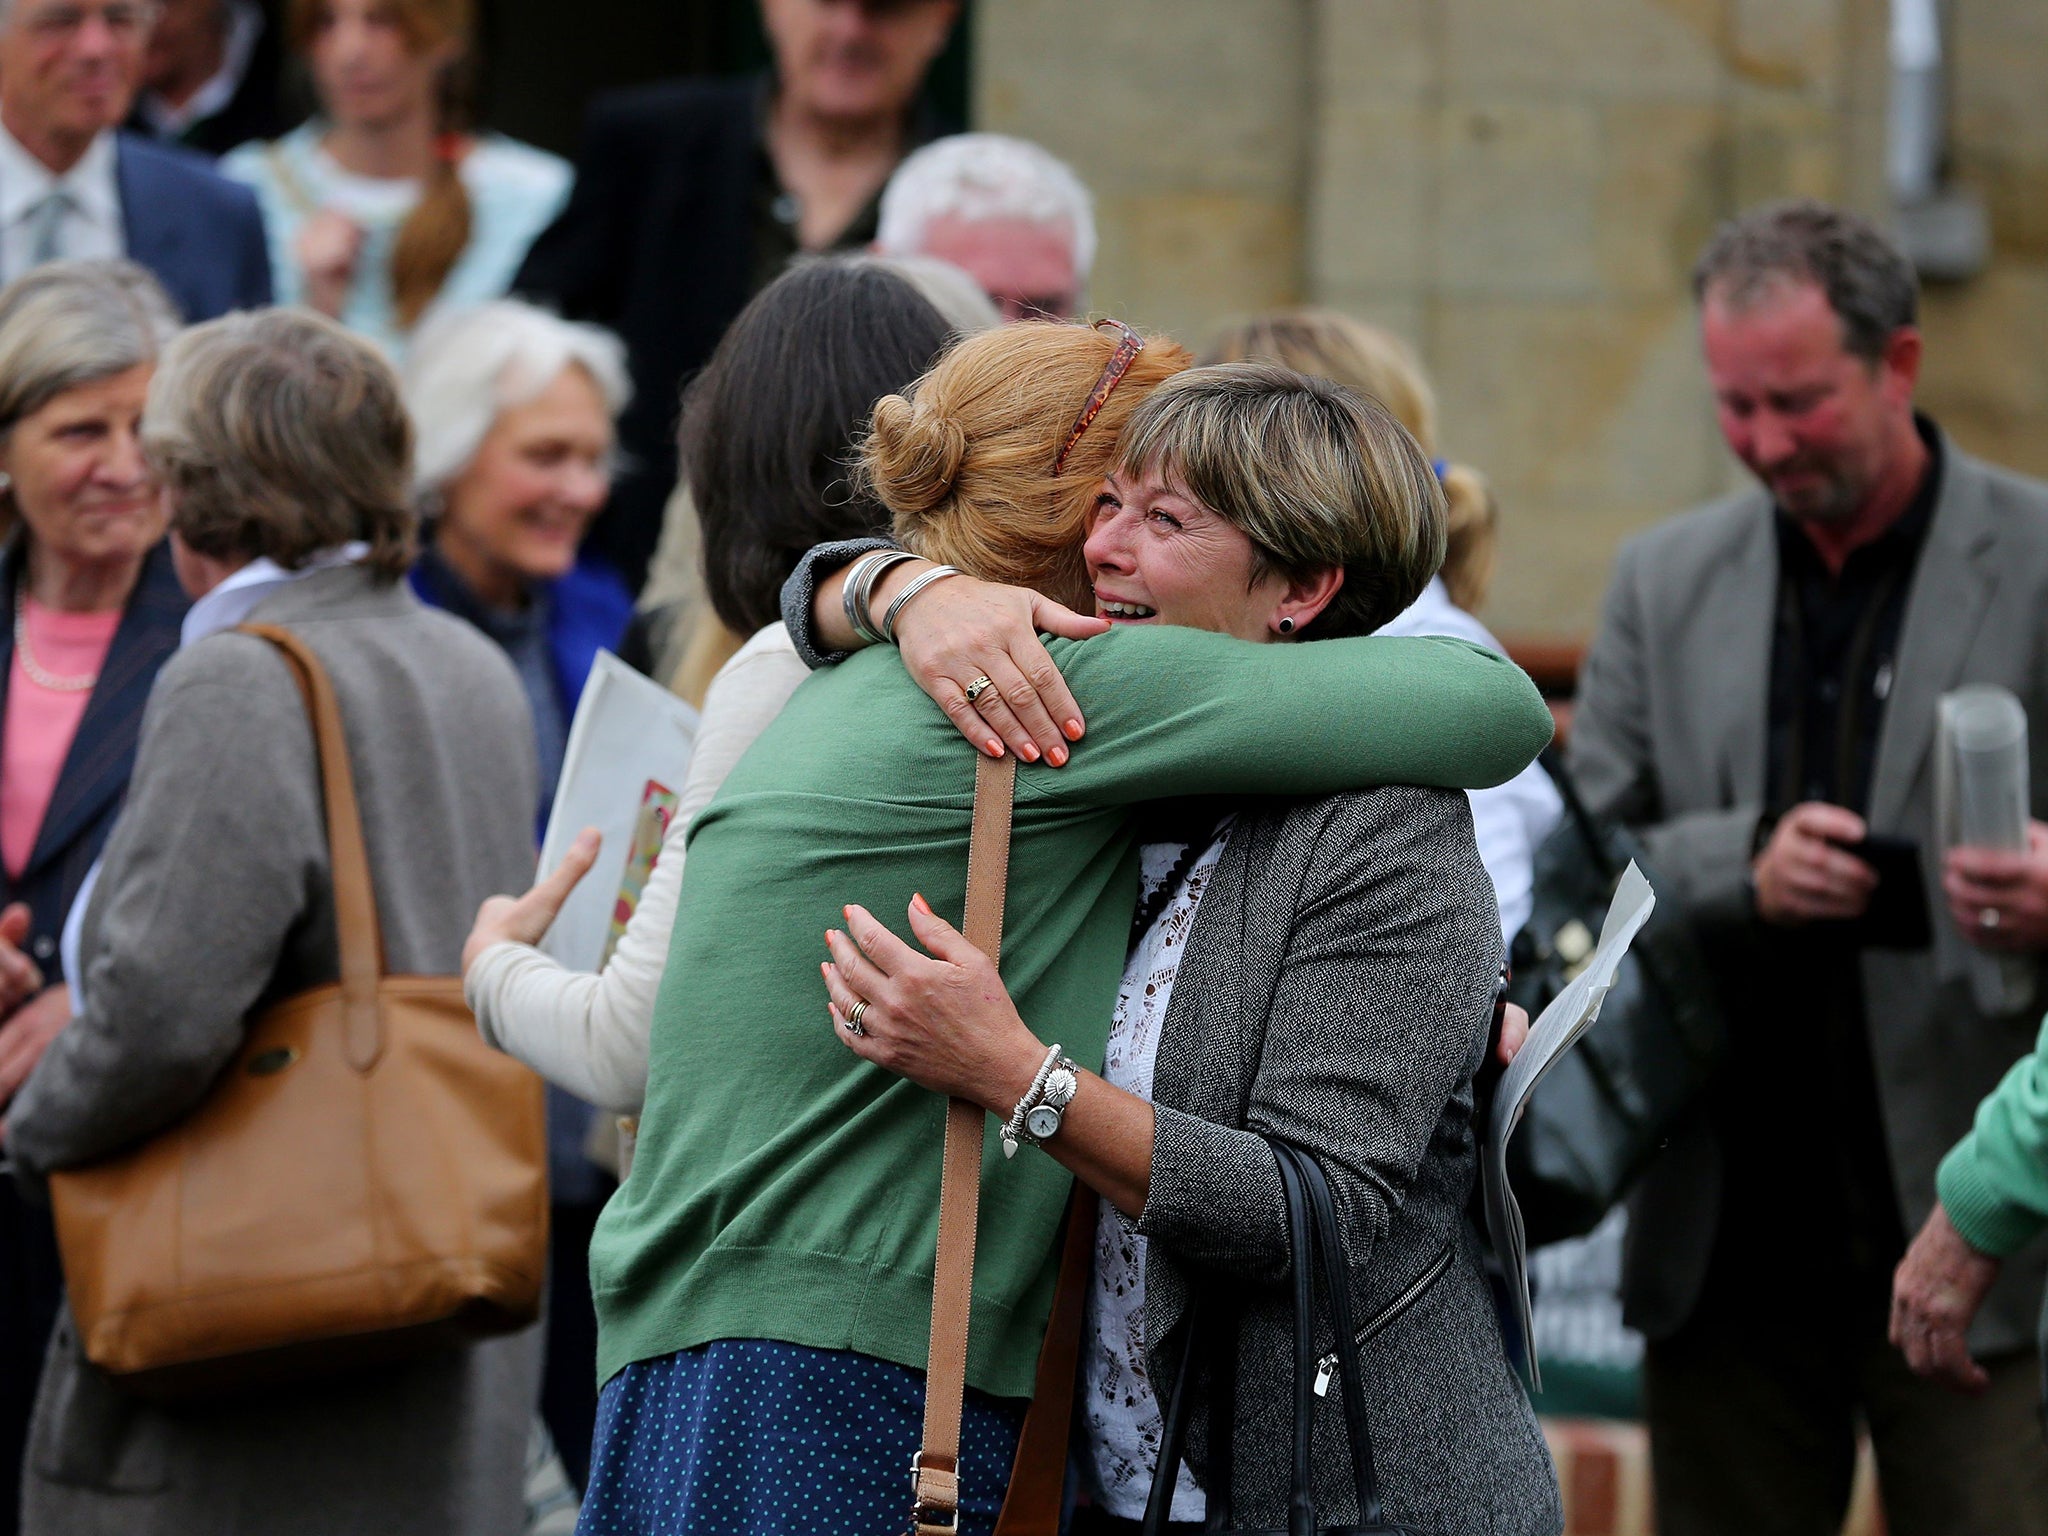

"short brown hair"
[144,309,416,576]
[1205,308,1498,612]
[859,320,1193,609]
[1113,362,1447,640]
[1692,199,1918,364]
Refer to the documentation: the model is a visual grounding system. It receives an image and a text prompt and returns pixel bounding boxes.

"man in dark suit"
[516,0,958,593]
[0,0,269,318]
[126,0,295,158]
[1572,201,2048,1536]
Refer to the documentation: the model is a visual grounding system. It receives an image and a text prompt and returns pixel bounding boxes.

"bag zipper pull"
[1313,1351,1336,1397]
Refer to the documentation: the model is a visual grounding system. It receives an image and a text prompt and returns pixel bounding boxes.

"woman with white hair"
[400,297,631,1492]
[403,300,632,830]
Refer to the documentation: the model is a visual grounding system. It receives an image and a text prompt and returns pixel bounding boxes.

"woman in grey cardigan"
[819,366,1563,1534]
[0,310,540,1536]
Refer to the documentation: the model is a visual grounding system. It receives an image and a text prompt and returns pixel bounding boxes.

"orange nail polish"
[1064,718,1084,741]
[1049,745,1068,767]
[912,893,931,914]
[985,739,1003,757]
[1020,742,1040,762]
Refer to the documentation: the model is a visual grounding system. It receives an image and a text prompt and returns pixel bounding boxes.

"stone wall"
[974,0,2041,638]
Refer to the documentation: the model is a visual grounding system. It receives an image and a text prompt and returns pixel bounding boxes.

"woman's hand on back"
[888,571,1106,766]
[822,896,1045,1114]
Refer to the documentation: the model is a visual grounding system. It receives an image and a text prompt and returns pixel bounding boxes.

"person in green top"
[579,321,1555,1535]
[1894,1015,2048,1394]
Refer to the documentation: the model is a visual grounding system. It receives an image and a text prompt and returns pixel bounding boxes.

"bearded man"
[1570,199,2048,1536]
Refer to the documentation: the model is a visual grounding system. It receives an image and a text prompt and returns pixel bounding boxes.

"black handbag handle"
[1536,746,1620,886]
[1280,1143,1385,1527]
[1140,1142,1393,1536]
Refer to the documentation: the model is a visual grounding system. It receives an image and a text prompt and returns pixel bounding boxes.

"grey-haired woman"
[2,309,541,1536]
[0,259,181,1535]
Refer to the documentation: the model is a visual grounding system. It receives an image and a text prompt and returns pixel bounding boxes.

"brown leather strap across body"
[912,750,1102,1535]
[47,624,549,1398]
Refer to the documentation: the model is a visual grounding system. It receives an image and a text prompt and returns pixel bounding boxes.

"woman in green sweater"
[1894,1019,2048,1394]
[579,322,1556,1535]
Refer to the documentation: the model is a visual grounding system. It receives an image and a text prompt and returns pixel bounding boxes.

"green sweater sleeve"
[1938,1012,2048,1257]
[1030,625,1553,805]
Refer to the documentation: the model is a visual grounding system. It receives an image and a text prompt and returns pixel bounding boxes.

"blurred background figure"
[516,0,961,593]
[401,296,631,1494]
[225,0,569,358]
[0,258,179,1536]
[874,131,1092,322]
[126,0,294,158]
[1206,308,1560,943]
[632,250,995,694]
[0,0,268,317]
[2,306,541,1536]
[1571,200,2048,1536]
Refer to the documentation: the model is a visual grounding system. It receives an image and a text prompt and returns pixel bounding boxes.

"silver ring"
[964,674,995,705]
[1981,907,2002,930]
[845,998,869,1036]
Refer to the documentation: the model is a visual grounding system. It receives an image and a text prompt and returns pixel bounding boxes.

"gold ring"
[846,998,869,1036]
[964,675,995,704]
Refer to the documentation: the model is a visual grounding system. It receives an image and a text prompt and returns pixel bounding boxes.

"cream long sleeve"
[465,625,809,1112]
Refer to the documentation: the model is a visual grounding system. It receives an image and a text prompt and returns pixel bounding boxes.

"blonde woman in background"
[1207,309,1562,942]
[224,0,569,358]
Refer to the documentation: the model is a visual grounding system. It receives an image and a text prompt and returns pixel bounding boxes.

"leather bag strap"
[913,749,1016,1535]
[238,623,386,1071]
[992,1184,1098,1536]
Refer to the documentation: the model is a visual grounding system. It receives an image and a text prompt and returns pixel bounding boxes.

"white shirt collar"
[0,120,121,233]
[136,1,264,138]
[178,543,370,648]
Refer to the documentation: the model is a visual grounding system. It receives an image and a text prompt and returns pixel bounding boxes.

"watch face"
[1025,1104,1062,1141]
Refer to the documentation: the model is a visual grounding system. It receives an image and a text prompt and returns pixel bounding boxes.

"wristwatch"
[1001,1047,1081,1159]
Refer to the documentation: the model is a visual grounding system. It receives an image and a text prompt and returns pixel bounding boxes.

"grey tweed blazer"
[1136,787,1562,1536]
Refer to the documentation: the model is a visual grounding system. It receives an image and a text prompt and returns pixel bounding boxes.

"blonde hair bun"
[865,390,967,519]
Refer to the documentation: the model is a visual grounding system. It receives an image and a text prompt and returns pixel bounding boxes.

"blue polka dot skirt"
[576,1339,1028,1535]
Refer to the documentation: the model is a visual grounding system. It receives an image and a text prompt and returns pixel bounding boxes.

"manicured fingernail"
[912,893,931,914]
[985,739,1004,757]
[1064,718,1084,741]
[1049,745,1068,766]
[1020,741,1040,762]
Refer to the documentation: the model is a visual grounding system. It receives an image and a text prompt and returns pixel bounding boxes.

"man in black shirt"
[516,0,959,593]
[1572,201,2048,1536]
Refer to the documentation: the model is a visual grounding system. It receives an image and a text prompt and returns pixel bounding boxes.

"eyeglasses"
[17,1,160,41]
[1051,319,1145,476]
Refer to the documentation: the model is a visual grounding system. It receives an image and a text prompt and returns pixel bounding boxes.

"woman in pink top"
[0,260,184,1536]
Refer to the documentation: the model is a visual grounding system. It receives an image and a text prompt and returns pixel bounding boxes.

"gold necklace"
[13,590,101,693]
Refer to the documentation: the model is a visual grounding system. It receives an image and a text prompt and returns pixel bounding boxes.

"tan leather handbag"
[49,623,549,1397]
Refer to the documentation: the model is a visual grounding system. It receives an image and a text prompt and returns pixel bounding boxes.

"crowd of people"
[0,2,2044,1536]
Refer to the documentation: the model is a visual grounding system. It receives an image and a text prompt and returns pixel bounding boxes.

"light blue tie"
[24,188,76,267]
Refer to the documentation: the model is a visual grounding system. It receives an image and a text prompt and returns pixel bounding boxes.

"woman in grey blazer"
[0,310,541,1536]
[824,365,1563,1534]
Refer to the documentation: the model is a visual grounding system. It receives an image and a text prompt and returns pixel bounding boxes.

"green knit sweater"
[589,624,1555,1394]
[1939,1012,2048,1257]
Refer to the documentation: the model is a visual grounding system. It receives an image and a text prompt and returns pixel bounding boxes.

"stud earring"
[1277,616,1296,634]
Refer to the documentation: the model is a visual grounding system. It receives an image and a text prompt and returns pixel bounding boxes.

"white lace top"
[1081,825,1233,1521]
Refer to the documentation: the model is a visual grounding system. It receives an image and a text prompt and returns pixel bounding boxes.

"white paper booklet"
[1482,861,1656,1389]
[536,651,699,973]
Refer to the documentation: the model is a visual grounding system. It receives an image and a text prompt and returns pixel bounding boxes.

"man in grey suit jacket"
[1572,200,2048,1536]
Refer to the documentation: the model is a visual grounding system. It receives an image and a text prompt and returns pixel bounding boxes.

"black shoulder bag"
[1142,1141,1425,1536]
[1502,749,1727,1245]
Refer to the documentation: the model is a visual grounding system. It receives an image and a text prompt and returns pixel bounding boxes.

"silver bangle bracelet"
[1002,1044,1063,1145]
[843,551,918,646]
[880,564,961,644]
[1001,1045,1080,1160]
